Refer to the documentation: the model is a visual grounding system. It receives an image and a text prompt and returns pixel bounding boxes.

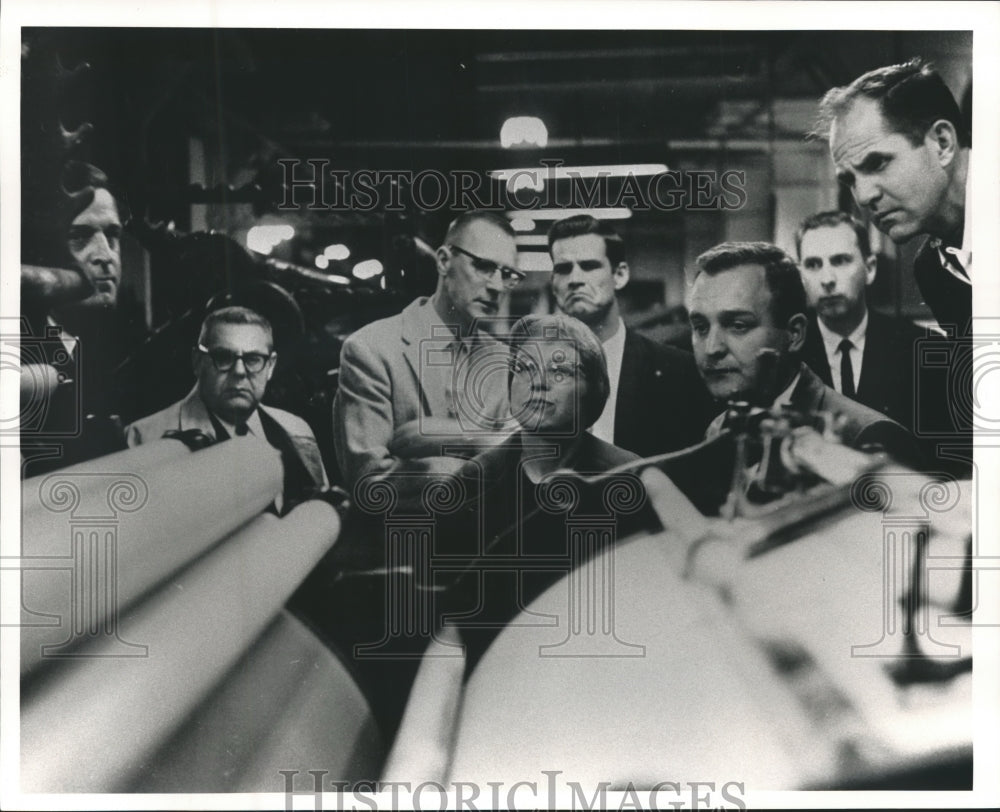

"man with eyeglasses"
[126,306,328,507]
[547,214,714,458]
[333,210,520,488]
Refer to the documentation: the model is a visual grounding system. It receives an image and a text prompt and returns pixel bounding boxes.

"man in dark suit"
[818,58,970,337]
[547,214,713,457]
[20,162,142,477]
[795,211,925,432]
[688,241,921,469]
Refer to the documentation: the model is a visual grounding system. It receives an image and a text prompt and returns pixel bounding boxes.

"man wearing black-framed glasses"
[333,210,520,487]
[126,306,327,508]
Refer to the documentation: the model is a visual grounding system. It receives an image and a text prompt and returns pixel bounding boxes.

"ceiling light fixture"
[246,224,295,255]
[352,259,384,280]
[492,163,667,193]
[500,116,548,149]
[324,243,351,261]
[516,251,553,272]
[506,208,633,221]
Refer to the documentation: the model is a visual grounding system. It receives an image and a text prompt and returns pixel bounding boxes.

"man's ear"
[928,119,958,167]
[863,252,877,287]
[263,352,277,385]
[191,347,202,375]
[435,246,451,277]
[786,312,808,354]
[612,262,630,291]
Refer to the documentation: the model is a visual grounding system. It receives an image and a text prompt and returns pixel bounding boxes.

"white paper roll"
[21,499,341,792]
[20,437,283,677]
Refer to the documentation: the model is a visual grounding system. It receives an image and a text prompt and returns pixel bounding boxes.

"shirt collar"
[815,309,868,358]
[773,369,802,408]
[928,154,972,279]
[214,407,264,439]
[602,317,627,352]
[46,314,77,355]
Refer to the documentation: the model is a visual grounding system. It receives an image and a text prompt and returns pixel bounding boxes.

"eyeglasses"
[510,356,581,382]
[197,344,273,374]
[448,244,526,288]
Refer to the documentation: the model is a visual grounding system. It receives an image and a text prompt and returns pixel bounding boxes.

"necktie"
[235,422,249,436]
[839,339,856,398]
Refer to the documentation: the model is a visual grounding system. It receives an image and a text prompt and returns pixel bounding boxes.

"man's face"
[830,98,951,242]
[194,323,275,423]
[688,264,797,405]
[439,221,518,322]
[67,188,123,307]
[798,223,875,325]
[509,339,584,434]
[550,233,627,326]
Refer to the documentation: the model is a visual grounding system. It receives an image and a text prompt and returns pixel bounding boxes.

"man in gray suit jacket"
[332,211,522,488]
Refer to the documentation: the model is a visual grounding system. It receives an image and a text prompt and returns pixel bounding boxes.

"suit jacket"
[613,329,715,458]
[125,386,328,494]
[789,363,922,469]
[913,237,971,337]
[704,362,921,468]
[801,310,924,432]
[19,309,127,477]
[332,297,510,487]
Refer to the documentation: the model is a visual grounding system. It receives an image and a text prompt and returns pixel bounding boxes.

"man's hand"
[389,418,509,458]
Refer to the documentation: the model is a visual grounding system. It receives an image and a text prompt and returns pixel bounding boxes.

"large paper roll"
[20,437,283,677]
[124,610,383,792]
[381,625,464,784]
[21,499,341,792]
[20,364,60,401]
[23,437,193,487]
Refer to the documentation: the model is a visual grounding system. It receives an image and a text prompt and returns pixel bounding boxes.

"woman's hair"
[508,313,611,430]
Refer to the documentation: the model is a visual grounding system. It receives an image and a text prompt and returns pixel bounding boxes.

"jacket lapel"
[857,311,888,403]
[789,363,827,413]
[400,298,449,418]
[803,313,834,387]
[613,329,640,443]
[177,387,218,437]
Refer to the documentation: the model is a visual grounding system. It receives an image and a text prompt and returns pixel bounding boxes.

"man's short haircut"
[547,214,627,267]
[509,313,611,430]
[795,210,872,259]
[443,210,516,245]
[815,58,971,148]
[198,306,274,350]
[60,161,128,226]
[694,241,808,327]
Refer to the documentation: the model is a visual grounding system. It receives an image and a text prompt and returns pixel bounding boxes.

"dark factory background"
[20,27,973,479]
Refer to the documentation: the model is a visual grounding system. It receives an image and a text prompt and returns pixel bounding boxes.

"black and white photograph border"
[2,0,1000,810]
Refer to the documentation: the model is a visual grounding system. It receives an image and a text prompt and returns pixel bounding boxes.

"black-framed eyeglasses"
[448,244,525,288]
[197,344,273,374]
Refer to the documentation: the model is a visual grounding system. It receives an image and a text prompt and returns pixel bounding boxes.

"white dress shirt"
[815,311,868,395]
[588,318,627,444]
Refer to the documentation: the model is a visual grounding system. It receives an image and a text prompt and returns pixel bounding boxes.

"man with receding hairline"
[333,210,521,487]
[818,58,971,335]
[126,306,328,509]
